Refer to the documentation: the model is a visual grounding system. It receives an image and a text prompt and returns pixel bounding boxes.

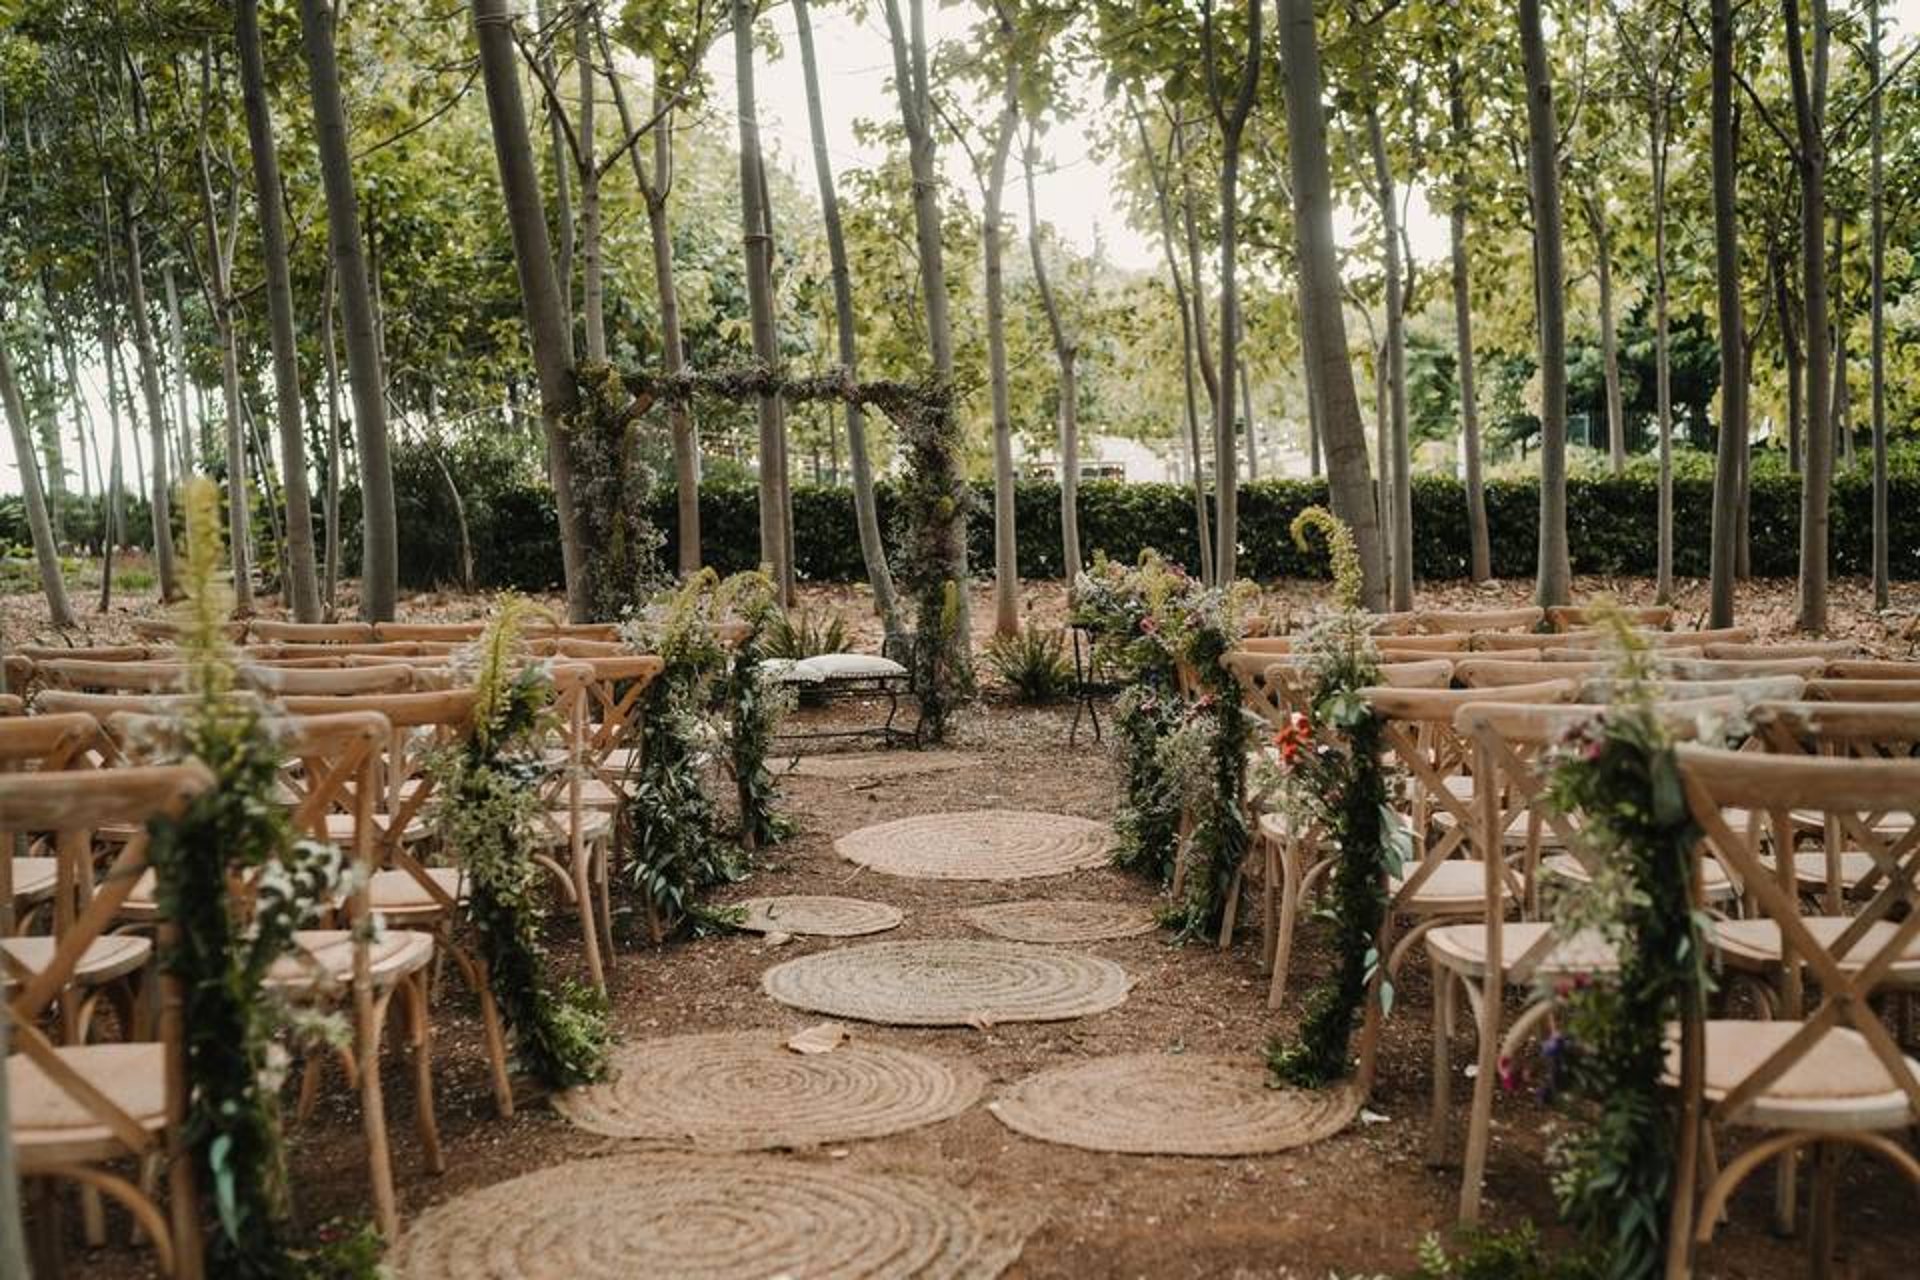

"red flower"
[1272,711,1313,766]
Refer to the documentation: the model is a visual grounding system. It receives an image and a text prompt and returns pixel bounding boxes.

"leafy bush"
[764,607,850,660]
[984,622,1072,702]
[1412,1223,1596,1280]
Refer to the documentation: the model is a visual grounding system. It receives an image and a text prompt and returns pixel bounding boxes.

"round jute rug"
[988,1054,1360,1156]
[733,895,905,938]
[836,810,1110,881]
[960,899,1160,944]
[388,1154,1029,1280]
[762,939,1130,1027]
[785,751,979,779]
[553,1031,982,1148]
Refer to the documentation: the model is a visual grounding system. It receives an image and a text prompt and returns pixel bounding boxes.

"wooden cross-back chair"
[1546,603,1676,632]
[110,709,436,1239]
[5,764,211,1279]
[1670,745,1920,1276]
[1431,695,1742,1225]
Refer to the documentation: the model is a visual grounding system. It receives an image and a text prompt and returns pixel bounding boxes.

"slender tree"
[1519,0,1572,606]
[793,0,900,629]
[1585,194,1626,476]
[1782,0,1833,631]
[1366,102,1414,609]
[1868,0,1888,607]
[1447,59,1490,582]
[1276,0,1386,606]
[1200,0,1259,582]
[1026,131,1083,577]
[980,52,1022,638]
[1707,0,1745,627]
[238,0,322,620]
[301,0,400,620]
[577,4,606,362]
[0,313,76,629]
[162,263,193,474]
[471,0,589,617]
[118,200,180,601]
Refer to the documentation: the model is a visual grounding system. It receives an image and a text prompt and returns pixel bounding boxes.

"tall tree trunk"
[1203,0,1259,583]
[98,308,127,612]
[1519,0,1572,606]
[1276,0,1386,606]
[1023,136,1083,579]
[1238,356,1260,480]
[1783,0,1832,632]
[162,263,193,475]
[1868,0,1888,607]
[238,0,321,620]
[754,154,798,604]
[0,321,77,628]
[1135,103,1213,582]
[731,0,790,597]
[576,5,606,362]
[1367,104,1414,609]
[1174,121,1220,423]
[1373,335,1392,584]
[794,0,899,624]
[118,204,180,600]
[1650,101,1674,603]
[322,266,343,613]
[1776,248,1804,472]
[1712,31,1749,624]
[1830,209,1851,467]
[536,0,575,343]
[302,0,400,620]
[603,37,700,577]
[982,71,1020,637]
[1448,64,1490,583]
[1586,195,1626,475]
[189,128,257,612]
[472,0,587,617]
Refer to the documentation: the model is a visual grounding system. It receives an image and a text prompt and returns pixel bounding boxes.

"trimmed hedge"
[370,470,1920,590]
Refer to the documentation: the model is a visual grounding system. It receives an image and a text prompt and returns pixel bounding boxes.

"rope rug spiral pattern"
[785,752,979,779]
[388,1154,1031,1279]
[836,810,1111,881]
[554,1031,983,1148]
[733,895,906,937]
[988,1054,1362,1155]
[762,939,1131,1027]
[959,899,1160,944]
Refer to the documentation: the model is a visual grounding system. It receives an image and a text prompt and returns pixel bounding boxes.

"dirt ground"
[24,573,1920,1278]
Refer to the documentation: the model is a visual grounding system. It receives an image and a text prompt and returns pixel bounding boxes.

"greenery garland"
[568,361,666,621]
[1264,509,1405,1088]
[144,479,362,1277]
[719,572,794,850]
[1072,550,1252,937]
[1530,614,1720,1279]
[619,363,971,740]
[428,600,610,1089]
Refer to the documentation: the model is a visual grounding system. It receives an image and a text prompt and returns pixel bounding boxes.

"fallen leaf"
[787,1022,850,1055]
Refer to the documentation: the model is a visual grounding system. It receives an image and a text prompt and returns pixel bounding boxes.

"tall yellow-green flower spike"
[1290,506,1364,610]
[471,596,552,748]
[176,475,236,701]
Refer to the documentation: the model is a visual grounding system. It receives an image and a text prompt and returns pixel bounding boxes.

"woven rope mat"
[734,895,905,938]
[763,939,1130,1027]
[960,899,1159,944]
[836,810,1111,881]
[389,1153,1030,1280]
[989,1054,1360,1155]
[785,752,979,779]
[554,1031,982,1148]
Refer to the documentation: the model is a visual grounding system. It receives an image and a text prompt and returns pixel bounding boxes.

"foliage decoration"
[568,360,667,621]
[1527,609,1723,1278]
[1072,549,1254,938]
[1264,508,1406,1088]
[428,598,610,1089]
[619,364,972,740]
[141,477,361,1277]
[716,570,794,850]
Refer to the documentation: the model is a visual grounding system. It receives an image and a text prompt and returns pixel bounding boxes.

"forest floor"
[22,570,1920,1279]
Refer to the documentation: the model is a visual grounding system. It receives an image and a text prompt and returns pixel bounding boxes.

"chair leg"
[1427,960,1454,1168]
[406,974,446,1175]
[1808,1142,1838,1279]
[1267,838,1303,1011]
[574,837,606,993]
[1217,865,1242,951]
[1257,832,1277,974]
[361,985,400,1240]
[1457,975,1502,1225]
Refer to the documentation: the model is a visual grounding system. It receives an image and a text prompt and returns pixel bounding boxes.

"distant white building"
[1017,430,1314,484]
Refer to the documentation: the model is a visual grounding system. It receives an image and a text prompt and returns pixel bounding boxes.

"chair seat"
[369,867,468,918]
[264,928,435,994]
[577,778,623,811]
[786,653,908,682]
[1545,853,1739,903]
[1756,851,1884,894]
[1426,922,1619,980]
[10,1042,168,1166]
[1390,860,1502,912]
[1666,1020,1920,1132]
[324,811,430,845]
[1430,805,1573,848]
[528,808,613,847]
[1710,917,1920,980]
[9,856,57,903]
[0,934,150,988]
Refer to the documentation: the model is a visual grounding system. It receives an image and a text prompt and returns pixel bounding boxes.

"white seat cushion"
[1667,1020,1920,1132]
[759,657,816,684]
[789,654,908,681]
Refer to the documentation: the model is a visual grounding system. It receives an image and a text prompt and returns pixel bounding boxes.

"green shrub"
[985,622,1072,702]
[1412,1224,1596,1280]
[764,607,849,660]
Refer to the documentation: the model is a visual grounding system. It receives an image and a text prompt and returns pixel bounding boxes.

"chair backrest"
[1371,632,1471,654]
[1703,639,1857,661]
[1457,658,1600,687]
[1675,745,1920,1131]
[1653,656,1829,681]
[1546,603,1675,632]
[1417,606,1543,635]
[1806,678,1920,703]
[35,658,191,693]
[525,637,630,658]
[244,640,432,660]
[1827,659,1920,682]
[36,689,196,718]
[0,714,119,935]
[247,619,377,645]
[1576,675,1809,704]
[1369,611,1423,636]
[2,764,212,1165]
[237,663,416,697]
[1234,636,1292,656]
[568,655,667,774]
[1473,629,1602,652]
